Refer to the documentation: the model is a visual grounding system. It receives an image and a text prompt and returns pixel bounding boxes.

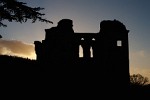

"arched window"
[79,45,83,57]
[90,46,93,58]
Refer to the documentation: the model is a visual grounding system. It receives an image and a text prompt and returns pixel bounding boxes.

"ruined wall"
[34,19,130,92]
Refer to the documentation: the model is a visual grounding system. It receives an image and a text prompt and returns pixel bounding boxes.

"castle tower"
[93,19,130,94]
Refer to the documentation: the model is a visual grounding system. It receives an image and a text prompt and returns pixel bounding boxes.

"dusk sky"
[0,0,150,79]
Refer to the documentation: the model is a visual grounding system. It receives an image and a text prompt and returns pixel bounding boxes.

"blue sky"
[0,0,150,79]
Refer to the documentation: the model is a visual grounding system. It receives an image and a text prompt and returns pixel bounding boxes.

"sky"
[0,0,150,79]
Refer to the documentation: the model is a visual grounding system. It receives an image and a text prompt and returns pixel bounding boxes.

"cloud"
[0,39,36,59]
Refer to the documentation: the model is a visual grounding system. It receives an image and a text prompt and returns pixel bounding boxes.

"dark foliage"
[0,55,149,98]
[130,74,149,86]
[0,55,40,73]
[130,74,150,98]
[0,0,53,27]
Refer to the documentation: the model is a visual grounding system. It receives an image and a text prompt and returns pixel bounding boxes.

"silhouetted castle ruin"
[34,19,130,95]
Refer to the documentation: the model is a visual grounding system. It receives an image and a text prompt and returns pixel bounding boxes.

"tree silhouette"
[0,0,53,27]
[130,74,149,86]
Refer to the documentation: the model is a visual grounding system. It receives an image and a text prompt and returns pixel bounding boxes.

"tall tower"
[94,19,130,93]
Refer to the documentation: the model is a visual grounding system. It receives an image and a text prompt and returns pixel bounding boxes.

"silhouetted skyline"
[0,0,150,80]
[33,19,130,97]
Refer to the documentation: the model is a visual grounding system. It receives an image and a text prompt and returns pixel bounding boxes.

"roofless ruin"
[34,19,130,96]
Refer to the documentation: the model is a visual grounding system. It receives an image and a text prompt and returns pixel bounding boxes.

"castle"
[34,19,130,95]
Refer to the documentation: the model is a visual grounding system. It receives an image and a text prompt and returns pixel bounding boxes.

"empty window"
[79,45,83,57]
[117,40,122,46]
[92,38,95,41]
[90,46,93,58]
[81,38,84,40]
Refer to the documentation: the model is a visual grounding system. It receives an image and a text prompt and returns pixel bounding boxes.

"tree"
[130,74,149,86]
[0,0,53,27]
